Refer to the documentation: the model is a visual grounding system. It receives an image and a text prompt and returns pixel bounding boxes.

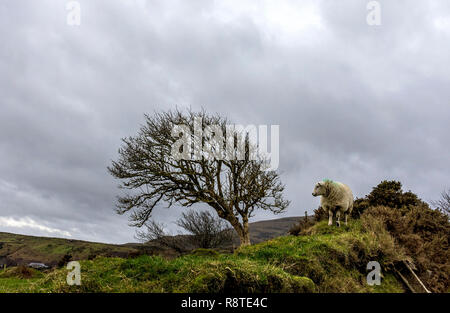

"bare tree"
[108,110,289,246]
[135,220,189,253]
[176,210,234,249]
[432,189,450,217]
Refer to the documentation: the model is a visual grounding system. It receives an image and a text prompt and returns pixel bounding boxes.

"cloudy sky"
[1,0,449,243]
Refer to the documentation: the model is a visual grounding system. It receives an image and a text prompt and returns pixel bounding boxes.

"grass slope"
[0,217,302,267]
[0,220,405,293]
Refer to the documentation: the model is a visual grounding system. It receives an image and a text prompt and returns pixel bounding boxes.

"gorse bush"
[350,180,423,218]
[364,180,423,209]
[350,180,450,292]
[362,204,450,292]
[313,206,328,221]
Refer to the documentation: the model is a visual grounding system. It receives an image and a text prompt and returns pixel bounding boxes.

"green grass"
[4,254,314,293]
[0,278,42,292]
[0,220,406,293]
[237,220,405,292]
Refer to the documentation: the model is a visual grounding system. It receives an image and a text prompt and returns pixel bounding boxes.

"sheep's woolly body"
[320,180,354,215]
[312,180,354,226]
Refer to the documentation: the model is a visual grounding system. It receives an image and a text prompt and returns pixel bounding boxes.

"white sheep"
[312,180,354,227]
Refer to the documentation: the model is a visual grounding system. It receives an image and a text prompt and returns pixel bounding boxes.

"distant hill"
[248,216,303,243]
[0,216,303,267]
[0,232,139,267]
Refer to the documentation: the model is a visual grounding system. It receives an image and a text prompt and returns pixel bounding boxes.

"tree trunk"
[240,218,251,246]
[239,231,251,246]
[226,215,251,247]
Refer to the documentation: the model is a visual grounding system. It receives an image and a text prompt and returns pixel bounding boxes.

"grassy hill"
[0,216,302,268]
[0,219,406,293]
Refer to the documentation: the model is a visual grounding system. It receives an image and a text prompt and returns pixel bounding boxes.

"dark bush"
[366,180,423,209]
[313,206,327,221]
[289,215,316,236]
[57,254,72,268]
[351,198,370,218]
[362,204,450,292]
[350,180,425,218]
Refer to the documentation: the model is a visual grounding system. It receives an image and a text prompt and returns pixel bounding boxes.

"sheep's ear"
[317,182,321,186]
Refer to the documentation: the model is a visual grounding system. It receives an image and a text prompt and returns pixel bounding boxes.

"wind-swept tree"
[108,110,289,246]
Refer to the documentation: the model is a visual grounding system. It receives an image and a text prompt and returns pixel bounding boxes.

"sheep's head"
[312,181,327,197]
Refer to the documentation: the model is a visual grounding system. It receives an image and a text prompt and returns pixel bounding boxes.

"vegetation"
[362,205,449,292]
[136,210,234,251]
[1,180,447,293]
[288,215,315,236]
[0,219,405,293]
[0,232,138,267]
[432,189,450,217]
[108,110,289,246]
[175,210,234,249]
[355,181,449,292]
[290,180,450,293]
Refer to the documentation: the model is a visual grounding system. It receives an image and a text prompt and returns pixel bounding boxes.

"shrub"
[362,204,450,292]
[352,198,370,218]
[0,265,36,279]
[175,210,234,249]
[366,180,423,209]
[313,206,327,221]
[288,216,315,236]
[350,180,425,218]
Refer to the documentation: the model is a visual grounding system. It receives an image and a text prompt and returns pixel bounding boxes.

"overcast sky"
[1,0,449,243]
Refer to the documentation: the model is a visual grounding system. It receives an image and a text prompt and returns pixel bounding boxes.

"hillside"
[0,216,302,267]
[0,232,139,267]
[248,216,303,243]
[0,220,406,293]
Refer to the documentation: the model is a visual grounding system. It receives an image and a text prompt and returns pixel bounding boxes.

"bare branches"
[175,210,234,249]
[135,220,188,253]
[108,109,290,246]
[432,189,450,217]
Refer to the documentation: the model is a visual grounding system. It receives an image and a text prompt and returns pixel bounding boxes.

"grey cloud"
[0,0,449,243]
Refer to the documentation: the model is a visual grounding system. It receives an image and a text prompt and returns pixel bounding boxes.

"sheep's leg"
[344,212,348,225]
[328,210,333,226]
[336,211,341,227]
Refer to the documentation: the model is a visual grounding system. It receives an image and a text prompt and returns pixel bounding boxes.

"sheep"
[312,180,354,227]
